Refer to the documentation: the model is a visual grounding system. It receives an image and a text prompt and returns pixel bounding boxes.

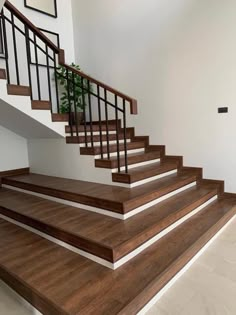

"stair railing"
[1,0,138,173]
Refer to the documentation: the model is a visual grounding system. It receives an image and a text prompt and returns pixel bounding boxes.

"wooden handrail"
[4,0,59,53]
[63,65,138,114]
[4,0,138,115]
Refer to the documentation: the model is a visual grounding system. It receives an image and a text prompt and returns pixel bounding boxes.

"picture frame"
[30,28,60,68]
[38,28,60,49]
[24,0,58,18]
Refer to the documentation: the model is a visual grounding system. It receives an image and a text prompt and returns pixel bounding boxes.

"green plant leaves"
[55,63,92,114]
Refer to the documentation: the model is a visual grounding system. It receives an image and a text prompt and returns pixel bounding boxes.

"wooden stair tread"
[95,150,161,169]
[0,198,235,315]
[31,100,51,110]
[3,172,199,214]
[66,128,134,144]
[7,84,31,96]
[51,113,69,122]
[80,141,146,155]
[112,160,178,184]
[0,184,217,262]
[65,124,118,133]
[0,68,6,80]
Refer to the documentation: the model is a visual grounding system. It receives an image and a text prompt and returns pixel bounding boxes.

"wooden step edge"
[51,113,69,122]
[7,84,31,96]
[112,164,177,184]
[220,192,236,200]
[123,174,198,213]
[162,155,183,168]
[179,166,203,180]
[84,119,122,127]
[1,178,124,214]
[199,178,225,196]
[0,263,68,315]
[80,141,146,156]
[66,131,134,144]
[121,203,236,315]
[112,189,218,262]
[95,152,161,169]
[31,100,51,110]
[146,145,166,157]
[65,124,118,133]
[0,68,6,80]
[132,136,150,147]
[0,205,114,263]
[0,168,30,186]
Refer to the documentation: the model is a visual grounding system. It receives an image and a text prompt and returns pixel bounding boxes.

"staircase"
[0,1,236,315]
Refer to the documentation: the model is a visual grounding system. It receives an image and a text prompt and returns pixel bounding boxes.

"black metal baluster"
[45,45,52,104]
[104,89,110,159]
[53,51,60,113]
[97,85,103,158]
[87,79,93,147]
[72,72,79,137]
[33,33,41,100]
[1,11,10,83]
[66,68,73,136]
[25,26,33,99]
[81,77,88,147]
[11,13,20,85]
[123,100,128,173]
[115,95,120,172]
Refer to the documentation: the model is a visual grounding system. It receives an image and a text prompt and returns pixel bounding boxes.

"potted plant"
[55,63,90,125]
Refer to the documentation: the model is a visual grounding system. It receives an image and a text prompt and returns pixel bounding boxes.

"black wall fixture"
[24,0,58,18]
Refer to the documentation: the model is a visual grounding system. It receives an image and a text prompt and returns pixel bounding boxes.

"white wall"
[10,0,75,63]
[72,0,236,193]
[0,0,5,10]
[28,138,114,185]
[0,125,29,171]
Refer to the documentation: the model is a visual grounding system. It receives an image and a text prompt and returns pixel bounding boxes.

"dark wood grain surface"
[0,184,218,262]
[112,160,179,184]
[3,172,199,213]
[7,84,31,96]
[0,197,235,315]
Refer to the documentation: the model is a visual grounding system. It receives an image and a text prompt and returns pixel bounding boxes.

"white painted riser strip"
[116,169,178,188]
[3,181,196,220]
[0,195,217,270]
[138,214,236,315]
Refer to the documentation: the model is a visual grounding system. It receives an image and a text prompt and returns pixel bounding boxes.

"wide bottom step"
[0,196,235,315]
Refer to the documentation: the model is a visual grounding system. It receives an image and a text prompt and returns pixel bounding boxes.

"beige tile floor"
[0,216,236,315]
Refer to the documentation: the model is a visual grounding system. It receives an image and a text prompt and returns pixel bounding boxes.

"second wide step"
[0,182,219,265]
[2,171,202,216]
